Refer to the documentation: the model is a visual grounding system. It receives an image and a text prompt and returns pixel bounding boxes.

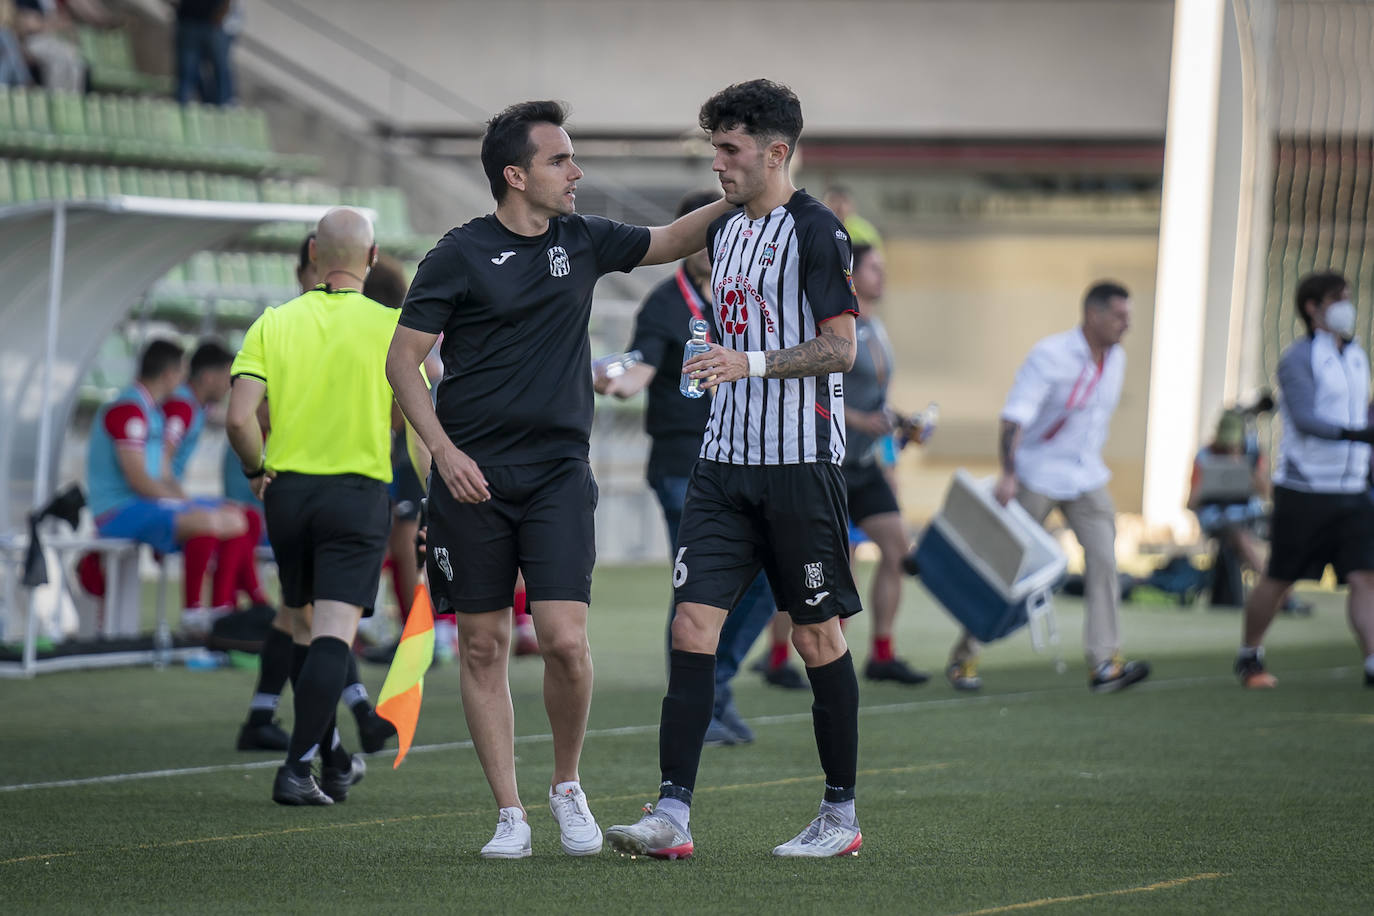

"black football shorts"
[673,460,861,625]
[1267,485,1374,583]
[426,457,598,613]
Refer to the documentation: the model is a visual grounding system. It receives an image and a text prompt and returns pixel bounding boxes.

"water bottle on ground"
[680,318,711,399]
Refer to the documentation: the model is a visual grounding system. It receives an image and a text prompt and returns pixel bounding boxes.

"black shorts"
[673,460,861,625]
[1267,485,1374,583]
[843,461,900,525]
[426,457,598,613]
[263,472,390,614]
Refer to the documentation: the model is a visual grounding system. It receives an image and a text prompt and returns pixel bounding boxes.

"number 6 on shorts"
[673,546,688,587]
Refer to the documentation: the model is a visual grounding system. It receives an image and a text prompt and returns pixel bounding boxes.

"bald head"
[311,207,376,283]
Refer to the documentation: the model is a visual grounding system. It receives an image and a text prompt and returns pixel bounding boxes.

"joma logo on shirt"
[548,247,571,277]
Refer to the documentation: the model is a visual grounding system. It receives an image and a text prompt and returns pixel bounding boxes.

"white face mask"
[1325,300,1357,339]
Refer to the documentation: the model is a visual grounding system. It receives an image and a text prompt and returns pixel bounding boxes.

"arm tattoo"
[998,419,1020,475]
[763,324,855,379]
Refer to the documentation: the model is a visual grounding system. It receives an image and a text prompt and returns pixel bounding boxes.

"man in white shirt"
[947,281,1151,693]
[1236,271,1374,689]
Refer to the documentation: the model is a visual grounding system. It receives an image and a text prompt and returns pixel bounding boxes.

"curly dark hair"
[1294,270,1348,334]
[698,79,803,160]
[480,100,568,203]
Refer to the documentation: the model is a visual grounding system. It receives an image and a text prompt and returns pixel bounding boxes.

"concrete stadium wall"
[235,0,1175,136]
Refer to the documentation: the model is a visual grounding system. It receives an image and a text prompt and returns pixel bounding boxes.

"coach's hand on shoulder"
[685,343,748,391]
[435,441,490,503]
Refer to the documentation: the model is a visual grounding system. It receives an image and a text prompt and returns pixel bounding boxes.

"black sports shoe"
[272,767,334,806]
[1234,652,1277,688]
[763,663,809,690]
[1089,657,1151,693]
[357,711,397,754]
[864,657,931,685]
[900,547,921,578]
[321,754,367,802]
[237,720,289,752]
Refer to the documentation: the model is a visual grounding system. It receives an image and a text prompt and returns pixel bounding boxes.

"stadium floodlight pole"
[32,201,66,512]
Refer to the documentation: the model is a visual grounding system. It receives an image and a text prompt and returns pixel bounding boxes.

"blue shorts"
[96,498,219,555]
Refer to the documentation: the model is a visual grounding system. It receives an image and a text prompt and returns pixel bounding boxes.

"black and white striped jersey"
[700,190,859,466]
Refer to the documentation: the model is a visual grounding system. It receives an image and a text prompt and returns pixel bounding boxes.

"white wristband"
[747,351,766,378]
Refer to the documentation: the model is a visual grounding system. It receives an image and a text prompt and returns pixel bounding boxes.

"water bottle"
[592,349,643,380]
[679,318,711,399]
[914,402,939,443]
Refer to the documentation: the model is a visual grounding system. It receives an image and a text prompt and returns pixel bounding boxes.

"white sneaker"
[605,804,694,859]
[548,783,603,855]
[772,811,863,857]
[480,807,531,859]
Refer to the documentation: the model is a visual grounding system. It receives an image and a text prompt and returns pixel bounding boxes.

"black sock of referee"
[806,650,860,820]
[319,712,352,771]
[342,654,374,727]
[247,627,293,727]
[288,642,308,688]
[285,637,351,777]
[657,649,716,827]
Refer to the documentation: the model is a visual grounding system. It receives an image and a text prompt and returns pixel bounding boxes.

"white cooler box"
[914,470,1067,648]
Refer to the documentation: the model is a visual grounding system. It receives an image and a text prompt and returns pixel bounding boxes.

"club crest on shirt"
[547,246,570,278]
[759,241,777,266]
[804,562,825,590]
[719,287,750,336]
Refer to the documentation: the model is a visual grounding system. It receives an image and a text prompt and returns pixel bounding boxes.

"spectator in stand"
[0,1,35,87]
[13,0,88,92]
[171,0,233,106]
[1188,409,1268,577]
[86,339,250,631]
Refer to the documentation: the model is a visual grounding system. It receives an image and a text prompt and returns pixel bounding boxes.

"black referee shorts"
[1267,484,1374,583]
[843,461,900,525]
[426,457,598,613]
[673,460,861,625]
[263,472,391,614]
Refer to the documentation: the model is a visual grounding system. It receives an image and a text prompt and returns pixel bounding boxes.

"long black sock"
[248,627,293,726]
[806,650,859,804]
[320,713,351,770]
[286,637,351,777]
[658,649,716,803]
[343,654,372,726]
[288,642,308,689]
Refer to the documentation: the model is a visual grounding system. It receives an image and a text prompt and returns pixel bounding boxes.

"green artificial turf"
[2,564,1372,914]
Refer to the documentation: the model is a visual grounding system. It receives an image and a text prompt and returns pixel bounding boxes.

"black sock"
[344,654,372,725]
[248,628,293,726]
[806,651,859,804]
[286,637,351,777]
[288,642,308,689]
[658,649,716,803]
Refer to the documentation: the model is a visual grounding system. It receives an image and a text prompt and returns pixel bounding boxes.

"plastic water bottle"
[915,402,939,443]
[680,318,711,399]
[592,349,643,380]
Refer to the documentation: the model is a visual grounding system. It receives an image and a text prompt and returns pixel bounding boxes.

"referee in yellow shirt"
[227,208,399,806]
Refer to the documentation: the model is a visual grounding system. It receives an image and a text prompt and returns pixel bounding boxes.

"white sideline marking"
[0,666,1351,794]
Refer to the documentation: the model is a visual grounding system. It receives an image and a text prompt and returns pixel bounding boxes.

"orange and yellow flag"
[376,583,436,768]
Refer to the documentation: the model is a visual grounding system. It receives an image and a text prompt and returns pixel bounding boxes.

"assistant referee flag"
[376,584,436,768]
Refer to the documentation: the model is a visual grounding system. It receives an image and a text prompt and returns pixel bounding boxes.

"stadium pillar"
[1142,0,1264,532]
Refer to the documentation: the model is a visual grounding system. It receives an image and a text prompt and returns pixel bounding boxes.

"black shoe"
[748,653,771,675]
[900,547,921,578]
[1089,658,1151,693]
[864,657,931,685]
[321,753,366,802]
[357,711,396,754]
[1234,652,1277,688]
[237,720,289,752]
[763,663,809,690]
[272,766,334,806]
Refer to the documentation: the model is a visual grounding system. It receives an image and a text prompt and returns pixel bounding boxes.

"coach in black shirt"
[387,100,731,860]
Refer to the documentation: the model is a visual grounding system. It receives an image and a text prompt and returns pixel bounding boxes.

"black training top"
[628,267,721,480]
[400,213,651,466]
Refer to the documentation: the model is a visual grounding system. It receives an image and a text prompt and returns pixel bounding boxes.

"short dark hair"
[189,339,233,377]
[480,100,569,203]
[675,189,722,219]
[698,79,803,160]
[138,339,184,381]
[363,255,410,310]
[297,232,315,275]
[1084,281,1130,310]
[1295,270,1348,333]
[851,243,876,273]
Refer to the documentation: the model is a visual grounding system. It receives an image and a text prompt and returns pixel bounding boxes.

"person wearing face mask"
[1236,271,1374,689]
